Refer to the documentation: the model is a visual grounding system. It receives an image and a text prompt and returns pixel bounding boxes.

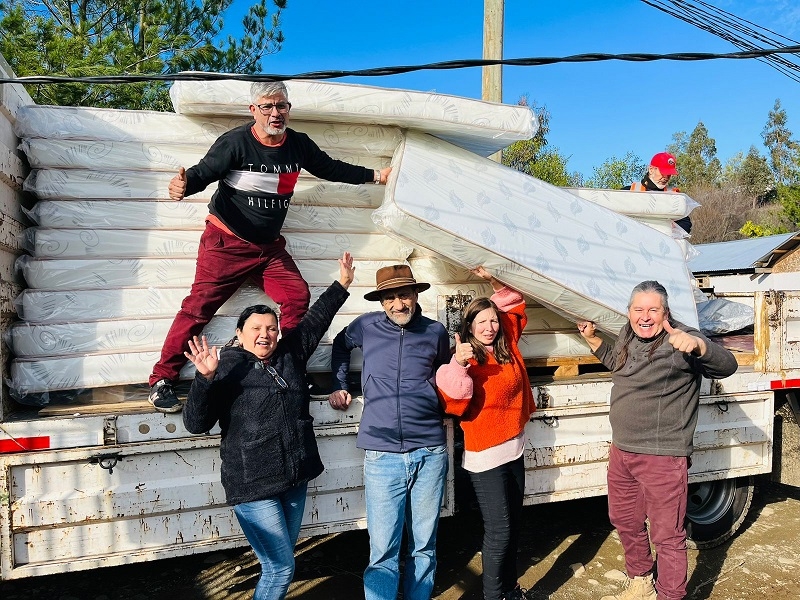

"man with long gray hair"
[578,280,738,600]
[149,81,392,413]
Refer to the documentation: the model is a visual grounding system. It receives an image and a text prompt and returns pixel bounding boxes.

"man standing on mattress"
[627,151,692,234]
[148,81,392,413]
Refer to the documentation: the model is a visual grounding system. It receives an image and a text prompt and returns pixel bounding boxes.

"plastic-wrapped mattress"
[373,131,698,333]
[169,79,538,158]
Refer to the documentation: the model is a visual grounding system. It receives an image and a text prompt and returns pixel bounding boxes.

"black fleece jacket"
[183,280,349,505]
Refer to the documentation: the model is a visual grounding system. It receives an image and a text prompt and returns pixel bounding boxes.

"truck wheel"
[685,476,754,549]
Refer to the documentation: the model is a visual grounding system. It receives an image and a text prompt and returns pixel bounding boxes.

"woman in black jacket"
[183,252,354,600]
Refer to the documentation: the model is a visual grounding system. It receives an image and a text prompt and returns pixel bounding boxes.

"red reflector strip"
[0,436,50,453]
[770,379,800,390]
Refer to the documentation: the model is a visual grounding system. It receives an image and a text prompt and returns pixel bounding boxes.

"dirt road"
[2,477,799,599]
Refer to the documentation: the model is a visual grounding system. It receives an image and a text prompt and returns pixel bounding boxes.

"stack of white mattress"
[10,79,698,401]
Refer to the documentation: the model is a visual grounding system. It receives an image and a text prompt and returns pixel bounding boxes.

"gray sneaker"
[149,380,183,413]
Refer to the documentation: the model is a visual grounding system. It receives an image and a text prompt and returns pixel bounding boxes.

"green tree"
[739,220,789,238]
[502,96,581,186]
[777,184,800,226]
[722,146,775,208]
[585,152,645,189]
[0,0,287,110]
[761,99,800,185]
[668,121,722,191]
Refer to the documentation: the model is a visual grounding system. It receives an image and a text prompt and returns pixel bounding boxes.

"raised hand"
[471,266,492,281]
[338,251,355,289]
[454,333,474,366]
[577,321,596,340]
[168,166,187,200]
[577,320,603,352]
[328,389,352,411]
[471,265,504,291]
[664,321,706,356]
[184,335,219,380]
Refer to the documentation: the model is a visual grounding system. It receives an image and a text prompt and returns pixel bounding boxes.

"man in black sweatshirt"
[148,81,392,413]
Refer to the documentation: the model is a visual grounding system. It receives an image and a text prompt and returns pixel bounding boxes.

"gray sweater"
[594,321,738,456]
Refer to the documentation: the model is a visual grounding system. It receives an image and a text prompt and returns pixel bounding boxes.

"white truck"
[0,57,798,581]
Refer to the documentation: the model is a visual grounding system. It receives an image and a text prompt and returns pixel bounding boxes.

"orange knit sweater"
[436,287,535,452]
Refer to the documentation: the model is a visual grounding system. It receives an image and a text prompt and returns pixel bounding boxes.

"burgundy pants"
[606,444,689,600]
[149,223,310,385]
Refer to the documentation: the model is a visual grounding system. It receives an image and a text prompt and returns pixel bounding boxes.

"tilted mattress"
[373,131,699,333]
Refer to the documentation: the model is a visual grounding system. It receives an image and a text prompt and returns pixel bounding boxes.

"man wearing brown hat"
[629,151,692,233]
[328,264,451,600]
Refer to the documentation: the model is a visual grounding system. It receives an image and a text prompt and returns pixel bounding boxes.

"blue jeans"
[363,445,449,600]
[233,482,308,600]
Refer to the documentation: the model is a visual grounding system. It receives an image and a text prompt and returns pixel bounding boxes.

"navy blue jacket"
[331,307,451,452]
[183,281,349,505]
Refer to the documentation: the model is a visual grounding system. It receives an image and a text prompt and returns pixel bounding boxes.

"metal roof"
[689,231,800,274]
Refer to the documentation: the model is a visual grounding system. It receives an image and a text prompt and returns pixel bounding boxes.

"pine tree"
[0,0,287,110]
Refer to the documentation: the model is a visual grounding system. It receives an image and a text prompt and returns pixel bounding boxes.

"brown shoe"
[600,573,657,600]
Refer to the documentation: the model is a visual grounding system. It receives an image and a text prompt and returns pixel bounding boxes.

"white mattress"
[169,79,538,158]
[16,257,410,290]
[26,201,380,230]
[565,187,698,221]
[19,122,399,172]
[14,105,405,154]
[23,229,412,261]
[374,131,699,332]
[23,168,386,204]
[14,282,495,324]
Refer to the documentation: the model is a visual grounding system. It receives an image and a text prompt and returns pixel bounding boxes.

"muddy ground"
[2,476,799,600]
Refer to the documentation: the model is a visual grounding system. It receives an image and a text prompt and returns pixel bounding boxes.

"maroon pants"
[606,444,689,600]
[149,223,310,385]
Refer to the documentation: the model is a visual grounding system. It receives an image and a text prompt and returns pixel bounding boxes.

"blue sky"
[229,0,800,179]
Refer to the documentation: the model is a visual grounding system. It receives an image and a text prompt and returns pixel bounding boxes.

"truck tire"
[685,475,754,549]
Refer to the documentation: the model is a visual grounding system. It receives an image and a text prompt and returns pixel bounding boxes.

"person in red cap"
[629,152,692,233]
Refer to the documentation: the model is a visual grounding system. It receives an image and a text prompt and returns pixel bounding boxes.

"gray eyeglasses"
[255,102,291,115]
[255,362,288,389]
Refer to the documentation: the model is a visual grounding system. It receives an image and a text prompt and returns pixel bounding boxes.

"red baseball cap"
[650,152,678,176]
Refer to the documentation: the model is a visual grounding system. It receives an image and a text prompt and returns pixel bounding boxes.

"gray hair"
[250,81,289,104]
[628,280,670,313]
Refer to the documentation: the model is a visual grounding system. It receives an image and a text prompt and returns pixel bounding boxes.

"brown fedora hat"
[364,264,431,301]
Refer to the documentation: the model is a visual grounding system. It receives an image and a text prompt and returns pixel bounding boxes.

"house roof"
[689,231,800,274]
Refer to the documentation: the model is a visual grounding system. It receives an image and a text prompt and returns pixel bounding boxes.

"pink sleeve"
[491,286,523,312]
[491,286,527,342]
[435,355,474,417]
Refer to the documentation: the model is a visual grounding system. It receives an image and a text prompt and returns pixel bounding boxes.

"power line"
[642,0,800,83]
[1,44,799,85]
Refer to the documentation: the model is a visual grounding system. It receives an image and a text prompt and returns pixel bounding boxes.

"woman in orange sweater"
[436,267,535,600]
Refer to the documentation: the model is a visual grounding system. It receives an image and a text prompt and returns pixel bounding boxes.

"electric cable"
[0,45,798,85]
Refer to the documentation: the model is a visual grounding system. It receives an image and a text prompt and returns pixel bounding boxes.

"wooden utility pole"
[482,0,504,161]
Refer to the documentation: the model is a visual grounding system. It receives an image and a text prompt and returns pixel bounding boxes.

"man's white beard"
[258,122,286,136]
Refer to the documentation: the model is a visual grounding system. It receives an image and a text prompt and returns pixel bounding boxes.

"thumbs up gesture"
[454,333,474,366]
[664,320,706,356]
[168,166,187,200]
